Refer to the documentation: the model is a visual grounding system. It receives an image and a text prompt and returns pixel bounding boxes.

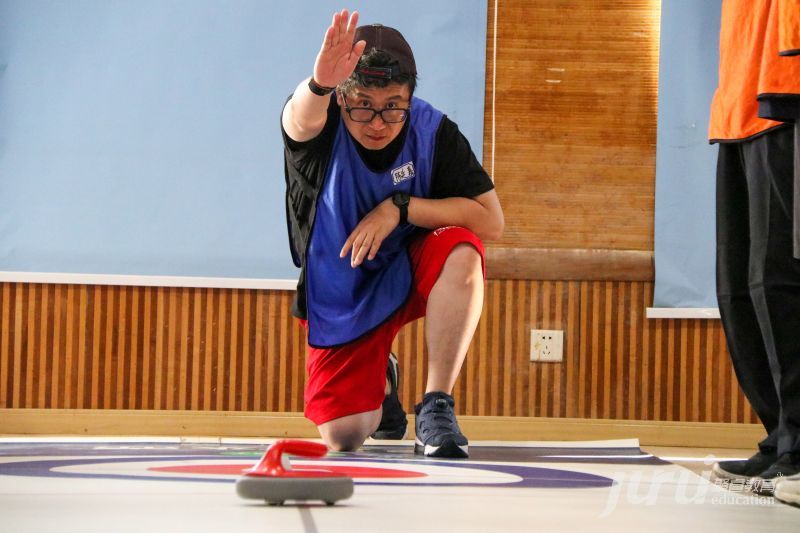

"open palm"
[313,9,367,88]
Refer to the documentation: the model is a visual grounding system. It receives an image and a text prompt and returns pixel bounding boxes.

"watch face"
[393,192,410,206]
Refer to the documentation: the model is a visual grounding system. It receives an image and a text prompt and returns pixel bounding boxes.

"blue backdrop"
[0,0,487,280]
[653,0,722,308]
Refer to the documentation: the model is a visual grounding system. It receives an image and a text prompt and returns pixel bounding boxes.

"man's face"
[337,83,411,150]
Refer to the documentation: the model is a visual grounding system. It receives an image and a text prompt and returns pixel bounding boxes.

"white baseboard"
[646,307,720,319]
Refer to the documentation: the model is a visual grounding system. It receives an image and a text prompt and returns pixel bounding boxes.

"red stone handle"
[246,439,328,477]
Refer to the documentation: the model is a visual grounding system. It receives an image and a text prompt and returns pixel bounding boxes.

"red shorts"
[302,226,485,425]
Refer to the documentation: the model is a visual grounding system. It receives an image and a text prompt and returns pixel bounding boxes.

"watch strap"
[392,192,410,225]
[308,77,334,96]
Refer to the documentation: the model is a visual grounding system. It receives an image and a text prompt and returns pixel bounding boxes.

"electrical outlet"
[530,329,564,362]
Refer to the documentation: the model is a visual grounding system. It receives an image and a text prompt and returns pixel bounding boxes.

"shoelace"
[420,398,458,434]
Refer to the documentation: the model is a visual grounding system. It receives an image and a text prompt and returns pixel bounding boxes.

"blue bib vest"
[305,97,443,347]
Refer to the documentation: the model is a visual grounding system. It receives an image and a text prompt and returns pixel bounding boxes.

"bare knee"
[440,244,483,287]
[322,431,366,452]
[317,410,381,451]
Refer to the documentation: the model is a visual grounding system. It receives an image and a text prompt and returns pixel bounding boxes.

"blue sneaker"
[414,392,468,458]
[370,353,408,440]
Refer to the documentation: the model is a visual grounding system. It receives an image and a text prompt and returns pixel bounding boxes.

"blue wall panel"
[0,0,487,280]
[653,0,721,308]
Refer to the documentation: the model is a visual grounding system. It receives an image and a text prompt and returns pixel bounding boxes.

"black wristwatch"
[392,192,411,225]
[308,77,334,96]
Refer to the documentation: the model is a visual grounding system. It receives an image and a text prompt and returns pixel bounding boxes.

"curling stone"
[236,439,353,506]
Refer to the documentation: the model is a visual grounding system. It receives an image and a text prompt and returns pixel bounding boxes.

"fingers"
[348,39,367,66]
[340,231,381,267]
[325,9,346,49]
[352,238,371,267]
[350,233,374,267]
[316,9,361,86]
[333,10,345,48]
[339,234,354,259]
[367,238,381,261]
[328,12,339,49]
[346,10,359,36]
[339,9,350,40]
[322,25,334,49]
[339,231,370,261]
[330,9,358,49]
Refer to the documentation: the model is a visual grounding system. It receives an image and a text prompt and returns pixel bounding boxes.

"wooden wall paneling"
[705,325,718,420]
[200,288,211,411]
[485,1,659,251]
[24,283,35,408]
[253,290,264,411]
[116,286,127,408]
[35,285,46,408]
[616,282,629,420]
[178,288,189,411]
[292,293,304,413]
[276,291,287,412]
[241,291,251,412]
[0,278,762,426]
[589,282,601,419]
[539,281,551,418]
[189,288,201,411]
[514,280,527,417]
[489,281,502,415]
[1,283,9,408]
[602,282,613,419]
[266,290,279,412]
[627,282,640,419]
[564,282,579,418]
[129,287,139,410]
[414,319,424,407]
[502,280,513,415]
[228,289,239,412]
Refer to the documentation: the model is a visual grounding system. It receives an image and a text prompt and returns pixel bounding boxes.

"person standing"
[710,0,800,494]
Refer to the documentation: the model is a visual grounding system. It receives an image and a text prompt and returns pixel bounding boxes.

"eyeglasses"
[344,100,410,123]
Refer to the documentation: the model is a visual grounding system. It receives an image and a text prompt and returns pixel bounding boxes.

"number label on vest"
[391,161,416,185]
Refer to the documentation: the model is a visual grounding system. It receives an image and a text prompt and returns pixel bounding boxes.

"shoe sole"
[775,481,800,506]
[414,439,468,458]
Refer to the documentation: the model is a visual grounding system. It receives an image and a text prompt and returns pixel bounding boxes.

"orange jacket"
[709,0,800,141]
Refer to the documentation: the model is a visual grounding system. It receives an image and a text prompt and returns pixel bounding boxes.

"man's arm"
[341,190,504,267]
[281,9,366,142]
[407,190,504,241]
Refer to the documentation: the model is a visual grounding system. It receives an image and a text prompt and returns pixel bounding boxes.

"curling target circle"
[0,455,614,489]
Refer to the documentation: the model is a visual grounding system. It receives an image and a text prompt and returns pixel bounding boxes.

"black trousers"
[716,125,800,457]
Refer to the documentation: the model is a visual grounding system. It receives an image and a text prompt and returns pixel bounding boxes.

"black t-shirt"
[282,94,494,319]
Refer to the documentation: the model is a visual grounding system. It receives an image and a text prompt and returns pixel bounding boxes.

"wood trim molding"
[485,248,654,281]
[0,409,763,449]
[0,247,654,288]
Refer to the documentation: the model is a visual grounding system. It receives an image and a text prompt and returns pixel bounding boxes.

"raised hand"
[313,9,367,89]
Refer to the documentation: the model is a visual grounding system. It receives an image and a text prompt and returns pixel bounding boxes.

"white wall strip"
[0,271,297,291]
[646,307,720,319]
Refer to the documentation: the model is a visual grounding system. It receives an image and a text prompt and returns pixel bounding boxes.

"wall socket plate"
[530,329,564,362]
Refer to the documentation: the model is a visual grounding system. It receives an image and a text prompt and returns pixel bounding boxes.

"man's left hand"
[340,198,401,268]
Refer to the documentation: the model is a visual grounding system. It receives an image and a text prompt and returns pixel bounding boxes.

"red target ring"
[149,463,427,479]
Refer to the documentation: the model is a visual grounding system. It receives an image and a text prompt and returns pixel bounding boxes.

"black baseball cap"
[353,24,417,79]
